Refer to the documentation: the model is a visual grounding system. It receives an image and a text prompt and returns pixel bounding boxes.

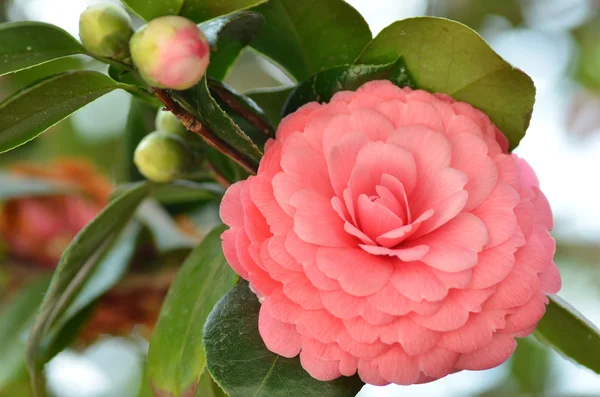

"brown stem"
[153,88,258,175]
[210,84,274,138]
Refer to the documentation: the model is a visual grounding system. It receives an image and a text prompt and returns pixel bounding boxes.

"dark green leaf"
[196,370,227,397]
[0,172,71,200]
[150,180,224,204]
[200,11,265,80]
[247,86,293,126]
[0,277,51,390]
[355,17,535,150]
[251,0,372,81]
[283,58,414,116]
[25,182,150,393]
[147,225,237,397]
[204,282,364,397]
[180,0,268,24]
[0,71,122,153]
[136,199,195,252]
[120,0,184,21]
[173,77,262,166]
[0,22,87,77]
[534,295,600,373]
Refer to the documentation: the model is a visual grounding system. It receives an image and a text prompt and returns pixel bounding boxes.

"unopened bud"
[134,131,199,183]
[79,3,134,62]
[155,110,187,136]
[130,16,210,90]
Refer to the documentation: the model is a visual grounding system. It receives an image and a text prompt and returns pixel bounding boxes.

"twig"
[153,88,258,175]
[210,84,275,138]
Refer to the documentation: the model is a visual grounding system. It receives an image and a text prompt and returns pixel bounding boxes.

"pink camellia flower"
[130,16,210,90]
[220,80,561,385]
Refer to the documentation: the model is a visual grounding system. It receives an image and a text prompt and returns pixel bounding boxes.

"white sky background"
[10,0,600,395]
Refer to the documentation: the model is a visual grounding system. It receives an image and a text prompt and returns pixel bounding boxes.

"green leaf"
[0,277,51,390]
[0,22,87,77]
[120,0,184,21]
[25,182,150,393]
[0,71,122,154]
[534,295,600,373]
[282,58,415,116]
[151,180,224,204]
[204,282,365,397]
[511,337,551,395]
[251,0,372,81]
[172,77,262,167]
[196,370,227,397]
[136,199,195,252]
[180,0,268,24]
[355,17,535,151]
[200,11,265,80]
[247,86,293,127]
[0,172,71,200]
[147,225,237,397]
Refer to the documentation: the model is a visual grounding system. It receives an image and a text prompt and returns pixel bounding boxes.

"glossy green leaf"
[204,282,364,397]
[180,0,268,24]
[0,22,87,77]
[120,0,183,21]
[535,295,600,373]
[200,11,265,80]
[173,77,262,167]
[0,277,51,390]
[251,0,372,81]
[246,85,293,127]
[150,180,224,204]
[356,17,535,150]
[283,58,415,116]
[25,182,150,393]
[147,225,237,397]
[196,370,226,397]
[0,71,122,153]
[0,172,71,200]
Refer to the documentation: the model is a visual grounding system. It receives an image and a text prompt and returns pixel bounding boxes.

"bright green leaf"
[196,370,227,397]
[200,11,265,80]
[147,225,237,397]
[251,0,372,81]
[25,182,150,393]
[173,77,262,167]
[120,0,184,21]
[356,17,535,150]
[246,85,293,126]
[0,172,72,200]
[535,295,600,373]
[282,58,415,116]
[0,71,122,154]
[0,22,87,77]
[204,282,365,397]
[0,277,51,391]
[180,0,268,24]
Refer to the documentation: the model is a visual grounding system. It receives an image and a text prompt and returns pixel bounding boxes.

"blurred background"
[0,0,599,396]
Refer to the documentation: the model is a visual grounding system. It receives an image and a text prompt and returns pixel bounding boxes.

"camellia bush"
[0,1,599,396]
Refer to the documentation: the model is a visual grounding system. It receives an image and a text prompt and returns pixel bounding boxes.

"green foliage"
[283,58,415,116]
[250,0,371,82]
[196,370,227,397]
[0,71,122,154]
[147,226,237,397]
[247,86,293,126]
[204,282,365,397]
[356,17,535,150]
[0,22,87,77]
[535,296,600,374]
[25,182,150,394]
[200,11,265,80]
[0,277,51,391]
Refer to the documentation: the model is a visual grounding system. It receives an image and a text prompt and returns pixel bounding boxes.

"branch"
[210,84,275,138]
[153,89,258,175]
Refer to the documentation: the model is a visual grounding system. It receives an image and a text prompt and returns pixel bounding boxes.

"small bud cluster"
[79,4,210,90]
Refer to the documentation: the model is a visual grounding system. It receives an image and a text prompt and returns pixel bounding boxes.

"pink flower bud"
[130,16,210,90]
